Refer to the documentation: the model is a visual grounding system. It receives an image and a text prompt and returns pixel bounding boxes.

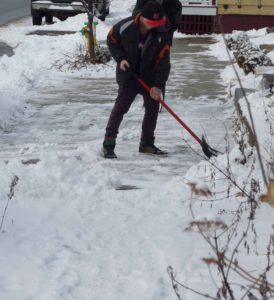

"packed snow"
[0,0,274,299]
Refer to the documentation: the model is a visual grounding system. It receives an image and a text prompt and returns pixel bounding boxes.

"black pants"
[105,79,160,143]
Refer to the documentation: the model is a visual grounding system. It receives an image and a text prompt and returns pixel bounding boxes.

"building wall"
[218,0,274,15]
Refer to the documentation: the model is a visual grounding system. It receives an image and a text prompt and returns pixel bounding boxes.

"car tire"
[58,15,68,21]
[32,15,43,26]
[45,15,53,24]
[98,15,106,21]
[99,0,108,20]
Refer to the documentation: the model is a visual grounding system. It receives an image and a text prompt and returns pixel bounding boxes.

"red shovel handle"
[136,77,203,145]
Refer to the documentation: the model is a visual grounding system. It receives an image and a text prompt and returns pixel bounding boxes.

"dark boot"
[139,140,168,155]
[102,139,117,159]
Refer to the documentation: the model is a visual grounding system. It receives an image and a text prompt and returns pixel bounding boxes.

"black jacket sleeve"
[107,23,127,64]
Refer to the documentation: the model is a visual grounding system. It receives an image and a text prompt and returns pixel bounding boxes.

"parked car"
[95,0,109,20]
[31,0,110,26]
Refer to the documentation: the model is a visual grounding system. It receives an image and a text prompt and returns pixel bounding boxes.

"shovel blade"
[201,136,221,158]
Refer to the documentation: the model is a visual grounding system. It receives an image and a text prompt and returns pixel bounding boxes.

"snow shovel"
[134,75,220,158]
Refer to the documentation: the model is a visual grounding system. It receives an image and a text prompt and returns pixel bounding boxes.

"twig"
[167,266,216,300]
[0,175,19,231]
[214,234,235,300]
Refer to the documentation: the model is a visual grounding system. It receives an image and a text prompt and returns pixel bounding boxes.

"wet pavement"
[0,0,30,26]
[27,30,78,36]
[0,37,233,180]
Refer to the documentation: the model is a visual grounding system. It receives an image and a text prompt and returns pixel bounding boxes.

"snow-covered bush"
[227,33,272,74]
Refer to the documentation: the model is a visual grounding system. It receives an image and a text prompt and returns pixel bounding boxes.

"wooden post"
[81,0,96,62]
[87,0,96,61]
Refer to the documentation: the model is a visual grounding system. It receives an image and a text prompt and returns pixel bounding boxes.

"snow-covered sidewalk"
[0,34,232,300]
[0,1,235,299]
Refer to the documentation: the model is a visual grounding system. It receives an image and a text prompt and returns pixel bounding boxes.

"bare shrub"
[54,43,111,71]
[168,112,274,299]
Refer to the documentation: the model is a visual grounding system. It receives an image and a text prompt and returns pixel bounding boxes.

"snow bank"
[208,29,274,161]
[175,27,274,299]
[0,0,134,129]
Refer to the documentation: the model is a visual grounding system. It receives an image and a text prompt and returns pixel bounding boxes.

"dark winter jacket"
[107,16,171,90]
[133,0,182,32]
